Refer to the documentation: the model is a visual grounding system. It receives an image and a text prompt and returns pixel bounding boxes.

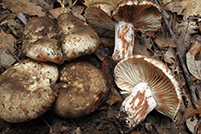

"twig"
[153,0,199,108]
[8,48,20,62]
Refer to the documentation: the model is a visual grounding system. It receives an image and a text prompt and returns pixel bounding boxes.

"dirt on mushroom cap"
[53,61,108,118]
[57,13,100,61]
[22,17,64,64]
[0,59,58,123]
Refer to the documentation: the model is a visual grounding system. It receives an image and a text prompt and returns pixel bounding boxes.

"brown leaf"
[180,99,201,123]
[164,0,201,19]
[0,49,16,69]
[134,38,150,56]
[186,41,201,80]
[154,34,177,49]
[48,6,85,19]
[164,48,176,64]
[1,0,46,17]
[83,0,122,7]
[189,41,201,56]
[0,29,16,53]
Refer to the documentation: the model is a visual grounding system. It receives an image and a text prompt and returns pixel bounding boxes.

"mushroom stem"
[112,21,135,62]
[119,82,157,128]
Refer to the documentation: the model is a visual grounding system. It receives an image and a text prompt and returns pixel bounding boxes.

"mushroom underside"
[114,55,181,127]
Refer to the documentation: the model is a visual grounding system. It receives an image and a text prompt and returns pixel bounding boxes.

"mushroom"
[23,17,64,64]
[0,59,58,123]
[53,61,108,118]
[85,0,161,62]
[113,55,182,128]
[57,13,100,61]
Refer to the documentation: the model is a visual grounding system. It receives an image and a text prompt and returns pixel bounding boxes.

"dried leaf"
[186,41,201,80]
[0,49,16,69]
[30,0,52,9]
[1,0,46,17]
[48,6,85,19]
[134,38,150,56]
[186,116,198,134]
[164,48,176,64]
[0,29,16,53]
[83,0,122,7]
[164,0,201,19]
[154,34,177,49]
[181,99,201,123]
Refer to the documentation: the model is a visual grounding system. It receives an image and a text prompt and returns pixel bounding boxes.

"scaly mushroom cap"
[53,61,108,118]
[85,2,115,36]
[23,17,64,64]
[114,55,181,127]
[0,59,58,123]
[57,13,100,61]
[112,0,162,31]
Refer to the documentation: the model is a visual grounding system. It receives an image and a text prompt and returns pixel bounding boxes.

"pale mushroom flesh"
[114,55,181,128]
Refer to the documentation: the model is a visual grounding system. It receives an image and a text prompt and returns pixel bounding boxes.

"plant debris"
[1,0,201,133]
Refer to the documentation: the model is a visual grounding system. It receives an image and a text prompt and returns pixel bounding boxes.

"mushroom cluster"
[0,1,182,131]
[0,13,107,123]
[114,55,182,128]
[85,0,162,62]
[23,13,100,64]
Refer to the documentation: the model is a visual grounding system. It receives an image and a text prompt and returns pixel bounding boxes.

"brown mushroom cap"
[53,61,108,118]
[57,13,100,61]
[22,17,64,64]
[114,55,181,127]
[0,59,58,123]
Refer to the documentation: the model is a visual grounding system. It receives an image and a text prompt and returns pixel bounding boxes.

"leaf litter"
[0,0,201,133]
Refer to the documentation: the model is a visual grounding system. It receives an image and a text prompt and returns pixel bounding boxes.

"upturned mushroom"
[57,13,100,61]
[53,61,108,118]
[22,17,64,64]
[0,59,58,123]
[85,0,161,62]
[114,55,182,128]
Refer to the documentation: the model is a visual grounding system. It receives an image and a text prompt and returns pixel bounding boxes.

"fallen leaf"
[1,0,46,17]
[154,34,177,49]
[0,29,17,68]
[0,29,16,53]
[186,116,198,134]
[164,0,201,19]
[0,49,16,69]
[164,48,176,64]
[180,99,201,123]
[83,0,122,7]
[30,0,52,9]
[48,6,85,19]
[134,38,150,56]
[186,41,201,80]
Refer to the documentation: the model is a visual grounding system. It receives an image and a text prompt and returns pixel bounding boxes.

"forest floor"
[0,0,201,134]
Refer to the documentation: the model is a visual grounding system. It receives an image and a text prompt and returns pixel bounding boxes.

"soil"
[0,0,197,133]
